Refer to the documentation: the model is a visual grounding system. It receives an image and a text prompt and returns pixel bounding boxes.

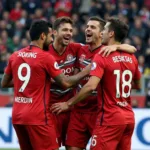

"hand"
[50,102,70,115]
[99,45,117,57]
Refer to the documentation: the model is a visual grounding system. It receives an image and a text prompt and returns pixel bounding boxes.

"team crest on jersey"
[67,54,73,61]
[91,62,97,70]
[79,54,86,62]
[54,62,60,69]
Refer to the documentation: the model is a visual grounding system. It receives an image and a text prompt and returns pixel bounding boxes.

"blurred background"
[0,0,150,150]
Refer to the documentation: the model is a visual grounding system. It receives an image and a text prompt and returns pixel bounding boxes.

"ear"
[53,30,57,36]
[41,32,46,40]
[100,31,103,38]
[109,30,114,38]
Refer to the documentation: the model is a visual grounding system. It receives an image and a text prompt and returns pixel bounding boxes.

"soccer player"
[48,17,83,148]
[1,20,90,150]
[51,17,141,150]
[49,16,136,150]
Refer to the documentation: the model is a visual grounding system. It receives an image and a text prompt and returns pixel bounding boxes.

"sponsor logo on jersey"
[91,62,97,70]
[54,62,60,69]
[79,54,86,62]
[67,54,73,61]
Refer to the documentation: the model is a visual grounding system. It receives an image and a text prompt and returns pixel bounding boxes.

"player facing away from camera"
[51,16,137,150]
[48,17,83,148]
[51,17,141,150]
[1,20,90,150]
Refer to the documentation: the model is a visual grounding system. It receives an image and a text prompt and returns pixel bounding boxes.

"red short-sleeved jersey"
[74,45,104,113]
[48,43,82,104]
[5,45,62,125]
[90,51,141,125]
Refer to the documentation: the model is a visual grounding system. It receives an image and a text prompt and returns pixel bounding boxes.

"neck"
[107,38,121,45]
[53,40,66,55]
[30,41,43,49]
[88,38,102,51]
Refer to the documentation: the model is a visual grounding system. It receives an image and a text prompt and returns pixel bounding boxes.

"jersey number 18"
[114,70,132,98]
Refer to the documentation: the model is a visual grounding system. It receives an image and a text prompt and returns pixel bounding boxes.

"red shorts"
[13,124,59,150]
[66,111,98,149]
[53,111,71,146]
[90,124,135,150]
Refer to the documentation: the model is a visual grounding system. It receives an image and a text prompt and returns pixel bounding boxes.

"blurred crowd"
[0,0,150,107]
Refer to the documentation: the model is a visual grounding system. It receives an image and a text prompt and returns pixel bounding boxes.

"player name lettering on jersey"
[112,56,132,63]
[117,101,128,107]
[15,97,32,103]
[17,52,37,58]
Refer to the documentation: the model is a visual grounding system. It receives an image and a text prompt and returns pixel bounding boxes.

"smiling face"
[85,20,101,44]
[54,23,73,46]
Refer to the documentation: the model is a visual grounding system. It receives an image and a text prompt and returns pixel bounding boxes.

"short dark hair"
[88,16,106,31]
[107,17,129,42]
[29,20,52,41]
[53,17,73,30]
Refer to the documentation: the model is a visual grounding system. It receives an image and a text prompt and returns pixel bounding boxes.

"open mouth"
[63,36,71,41]
[86,33,93,38]
[86,34,92,40]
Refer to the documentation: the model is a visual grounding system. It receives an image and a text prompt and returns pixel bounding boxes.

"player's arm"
[51,76,100,114]
[99,44,136,57]
[54,64,91,88]
[1,73,13,88]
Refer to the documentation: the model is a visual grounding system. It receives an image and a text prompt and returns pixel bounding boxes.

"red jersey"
[5,45,62,125]
[74,45,104,113]
[90,51,141,125]
[48,43,82,104]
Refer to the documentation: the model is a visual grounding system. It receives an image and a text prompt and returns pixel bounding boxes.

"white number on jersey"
[114,70,132,98]
[18,63,31,92]
[91,135,97,147]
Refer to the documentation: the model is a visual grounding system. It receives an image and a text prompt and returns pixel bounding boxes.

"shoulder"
[69,42,84,49]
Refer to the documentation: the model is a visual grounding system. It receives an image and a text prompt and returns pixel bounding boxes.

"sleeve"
[4,54,13,75]
[90,54,106,79]
[44,54,62,79]
[133,56,141,80]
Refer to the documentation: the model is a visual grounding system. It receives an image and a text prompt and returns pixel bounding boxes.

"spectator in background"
[42,0,53,19]
[10,35,20,52]
[116,1,128,16]
[128,0,139,22]
[138,55,146,74]
[54,0,73,18]
[89,0,104,17]
[19,38,29,49]
[129,17,147,40]
[139,6,150,23]
[132,36,146,57]
[22,0,41,14]
[0,30,13,53]
[9,1,22,22]
[34,8,45,20]
[19,10,28,28]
